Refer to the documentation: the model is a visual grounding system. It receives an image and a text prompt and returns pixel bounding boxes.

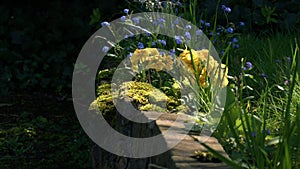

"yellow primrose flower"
[178,49,228,88]
[130,48,174,72]
[179,48,201,66]
[147,61,164,71]
[212,63,229,87]
[199,67,209,87]
[163,55,174,71]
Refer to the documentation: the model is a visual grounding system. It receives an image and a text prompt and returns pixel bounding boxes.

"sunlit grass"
[212,33,300,168]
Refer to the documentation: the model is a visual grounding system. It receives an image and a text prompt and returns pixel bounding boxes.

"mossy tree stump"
[90,82,230,169]
[90,110,231,169]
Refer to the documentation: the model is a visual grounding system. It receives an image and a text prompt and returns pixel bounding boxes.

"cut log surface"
[154,112,231,169]
[92,111,231,169]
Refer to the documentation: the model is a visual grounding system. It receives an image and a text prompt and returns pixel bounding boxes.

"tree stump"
[91,111,231,169]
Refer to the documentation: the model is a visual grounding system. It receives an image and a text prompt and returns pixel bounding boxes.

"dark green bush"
[197,0,300,34]
[0,0,130,96]
[129,0,299,35]
[0,1,95,95]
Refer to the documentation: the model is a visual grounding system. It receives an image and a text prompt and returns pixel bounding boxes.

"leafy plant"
[261,6,278,24]
[210,38,300,168]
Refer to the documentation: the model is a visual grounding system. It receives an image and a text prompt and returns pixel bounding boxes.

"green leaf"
[258,146,271,164]
[270,18,278,23]
[265,136,281,146]
[283,140,292,169]
[225,86,236,111]
[89,8,101,26]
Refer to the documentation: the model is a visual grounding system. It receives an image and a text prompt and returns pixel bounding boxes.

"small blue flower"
[137,42,144,49]
[101,21,110,27]
[185,32,191,40]
[174,18,179,25]
[245,61,253,69]
[227,27,234,33]
[240,22,245,26]
[221,50,225,56]
[169,49,176,55]
[221,5,231,13]
[159,18,166,23]
[217,27,223,32]
[175,35,182,44]
[102,46,109,53]
[132,17,140,24]
[261,73,267,78]
[160,51,165,56]
[196,29,202,36]
[232,37,238,43]
[200,19,205,24]
[120,16,126,22]
[177,1,183,7]
[185,24,192,29]
[158,39,167,46]
[151,42,156,47]
[251,131,256,137]
[124,9,129,14]
[225,7,231,13]
[162,1,168,7]
[146,32,151,37]
[205,22,210,27]
[266,129,271,135]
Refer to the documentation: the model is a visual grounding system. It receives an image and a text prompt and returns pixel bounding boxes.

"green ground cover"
[0,94,92,169]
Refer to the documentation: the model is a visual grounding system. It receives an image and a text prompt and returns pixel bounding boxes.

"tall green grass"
[210,34,300,168]
[176,1,300,167]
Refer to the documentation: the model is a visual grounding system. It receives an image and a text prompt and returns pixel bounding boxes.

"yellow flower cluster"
[130,48,228,88]
[179,49,228,88]
[130,48,173,72]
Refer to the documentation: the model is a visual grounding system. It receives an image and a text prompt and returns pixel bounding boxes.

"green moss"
[96,69,115,83]
[96,83,112,96]
[90,81,182,117]
[139,104,167,112]
[90,83,115,116]
[119,81,164,105]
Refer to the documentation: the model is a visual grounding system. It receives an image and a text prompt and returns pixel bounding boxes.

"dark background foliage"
[1,0,299,96]
[1,1,90,96]
[0,0,126,96]
[0,1,126,168]
[197,0,300,33]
